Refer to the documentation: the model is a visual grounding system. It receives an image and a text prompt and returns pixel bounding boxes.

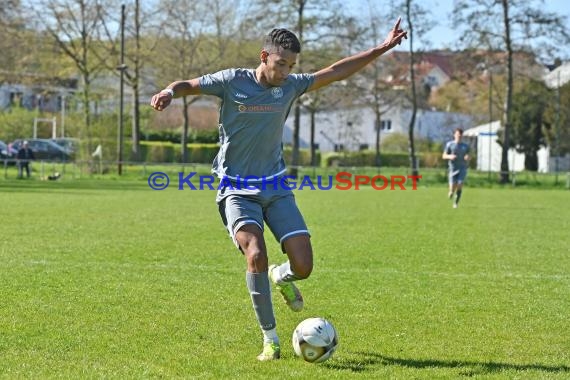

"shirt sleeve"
[444,142,451,154]
[198,69,234,98]
[288,73,315,97]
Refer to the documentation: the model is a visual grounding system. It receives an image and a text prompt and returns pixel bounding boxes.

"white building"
[543,61,570,89]
[283,105,474,152]
[463,121,550,173]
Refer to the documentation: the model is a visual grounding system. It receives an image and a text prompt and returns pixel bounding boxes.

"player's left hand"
[383,17,408,49]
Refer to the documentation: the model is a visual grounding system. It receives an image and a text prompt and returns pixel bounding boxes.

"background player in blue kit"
[442,128,470,208]
[151,18,407,361]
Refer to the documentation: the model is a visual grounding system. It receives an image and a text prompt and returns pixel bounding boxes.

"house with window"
[284,105,474,153]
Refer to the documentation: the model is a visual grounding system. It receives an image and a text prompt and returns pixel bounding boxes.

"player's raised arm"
[307,17,407,93]
[150,78,202,111]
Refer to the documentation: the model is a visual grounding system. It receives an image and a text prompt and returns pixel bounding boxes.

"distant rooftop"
[544,61,570,88]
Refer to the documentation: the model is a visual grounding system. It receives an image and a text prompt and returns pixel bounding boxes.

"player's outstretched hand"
[150,91,173,111]
[382,17,408,50]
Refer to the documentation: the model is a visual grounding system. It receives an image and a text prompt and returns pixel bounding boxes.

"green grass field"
[0,178,568,379]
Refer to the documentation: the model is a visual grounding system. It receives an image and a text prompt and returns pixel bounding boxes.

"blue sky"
[420,0,569,50]
[346,0,570,58]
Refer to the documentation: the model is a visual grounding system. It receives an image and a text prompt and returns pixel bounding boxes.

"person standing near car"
[17,141,35,178]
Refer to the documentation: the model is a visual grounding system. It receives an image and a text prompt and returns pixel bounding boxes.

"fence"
[2,158,569,189]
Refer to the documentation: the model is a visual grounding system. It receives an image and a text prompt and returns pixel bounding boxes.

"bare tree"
[390,0,432,177]
[156,0,240,162]
[358,0,405,169]
[34,0,112,153]
[241,0,351,177]
[300,80,354,165]
[452,0,570,183]
[122,0,144,161]
[98,1,164,161]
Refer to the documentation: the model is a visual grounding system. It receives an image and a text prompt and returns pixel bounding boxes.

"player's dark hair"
[263,28,301,53]
[454,128,464,135]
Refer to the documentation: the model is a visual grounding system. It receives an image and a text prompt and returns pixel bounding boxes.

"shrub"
[322,151,449,168]
[283,148,321,166]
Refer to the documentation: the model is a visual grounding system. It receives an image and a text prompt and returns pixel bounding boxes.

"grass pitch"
[0,179,568,379]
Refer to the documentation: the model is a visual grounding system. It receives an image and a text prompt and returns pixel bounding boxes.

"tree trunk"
[290,0,305,179]
[290,102,301,177]
[131,0,141,162]
[310,109,316,166]
[500,0,512,183]
[132,83,140,161]
[182,96,190,163]
[406,0,419,177]
[524,151,538,171]
[82,76,92,155]
[374,105,381,169]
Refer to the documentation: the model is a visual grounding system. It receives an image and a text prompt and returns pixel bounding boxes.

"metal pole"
[488,69,492,180]
[117,4,126,176]
[555,71,561,185]
[61,94,65,137]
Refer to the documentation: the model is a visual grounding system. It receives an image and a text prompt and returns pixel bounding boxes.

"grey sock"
[246,271,276,331]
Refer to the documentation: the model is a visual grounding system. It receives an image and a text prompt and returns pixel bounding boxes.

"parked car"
[0,140,18,164]
[11,139,74,162]
[52,137,80,154]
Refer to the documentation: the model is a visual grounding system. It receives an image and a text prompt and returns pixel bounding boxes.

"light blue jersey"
[199,68,314,181]
[444,140,470,171]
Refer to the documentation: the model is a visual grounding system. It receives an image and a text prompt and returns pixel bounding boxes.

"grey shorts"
[216,179,310,252]
[449,168,468,184]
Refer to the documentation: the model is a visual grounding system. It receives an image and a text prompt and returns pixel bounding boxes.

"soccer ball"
[292,317,338,363]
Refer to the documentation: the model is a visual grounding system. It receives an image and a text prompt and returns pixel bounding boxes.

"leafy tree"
[544,81,570,158]
[0,0,23,82]
[510,79,551,171]
[452,0,570,183]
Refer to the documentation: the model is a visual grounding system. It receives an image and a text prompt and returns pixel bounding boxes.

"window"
[9,92,24,107]
[36,141,50,152]
[381,120,392,131]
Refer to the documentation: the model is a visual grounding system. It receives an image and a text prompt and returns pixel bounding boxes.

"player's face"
[454,130,462,141]
[263,49,297,86]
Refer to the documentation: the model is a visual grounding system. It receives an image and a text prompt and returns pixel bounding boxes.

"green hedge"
[322,151,453,168]
[136,142,218,163]
[140,129,219,144]
[75,139,475,169]
[283,148,321,167]
[131,142,321,165]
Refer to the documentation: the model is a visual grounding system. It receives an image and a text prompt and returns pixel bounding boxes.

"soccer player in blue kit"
[443,128,470,208]
[151,18,407,360]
